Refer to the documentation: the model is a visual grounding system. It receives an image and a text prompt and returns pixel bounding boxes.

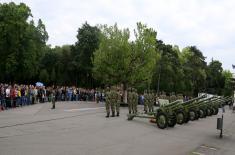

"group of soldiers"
[127,88,138,114]
[159,92,183,102]
[143,90,155,113]
[104,87,184,117]
[105,86,121,117]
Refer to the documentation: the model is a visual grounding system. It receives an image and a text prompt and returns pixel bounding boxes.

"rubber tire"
[176,111,185,125]
[184,114,190,124]
[198,109,205,118]
[206,108,212,116]
[156,112,168,129]
[189,110,197,121]
[168,114,177,127]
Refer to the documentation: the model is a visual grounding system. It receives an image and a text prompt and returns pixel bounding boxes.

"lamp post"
[157,50,163,96]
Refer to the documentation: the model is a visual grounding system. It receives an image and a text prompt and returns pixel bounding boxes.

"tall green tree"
[206,60,224,95]
[152,40,183,94]
[0,2,48,83]
[222,70,233,96]
[93,22,157,96]
[71,22,100,87]
[181,46,207,96]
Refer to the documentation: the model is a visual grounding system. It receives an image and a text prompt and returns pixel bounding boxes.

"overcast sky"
[2,0,235,71]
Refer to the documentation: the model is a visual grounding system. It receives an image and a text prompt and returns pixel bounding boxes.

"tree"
[0,2,48,83]
[93,22,157,101]
[181,46,207,96]
[39,69,49,84]
[206,60,224,95]
[152,40,183,94]
[71,22,100,87]
[222,70,233,96]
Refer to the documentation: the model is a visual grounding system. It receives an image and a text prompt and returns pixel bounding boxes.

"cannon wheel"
[156,112,168,129]
[176,111,185,125]
[198,109,205,118]
[206,108,212,116]
[189,110,197,121]
[168,114,177,127]
[184,114,190,123]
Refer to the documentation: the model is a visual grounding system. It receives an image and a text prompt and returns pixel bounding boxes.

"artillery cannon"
[127,95,207,129]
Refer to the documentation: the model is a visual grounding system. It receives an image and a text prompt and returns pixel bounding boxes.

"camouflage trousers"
[110,101,115,113]
[105,102,110,114]
[132,101,138,114]
[144,101,148,113]
[128,102,133,114]
[148,101,154,112]
[115,101,120,113]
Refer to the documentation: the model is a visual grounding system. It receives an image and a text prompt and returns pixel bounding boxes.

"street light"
[157,50,163,96]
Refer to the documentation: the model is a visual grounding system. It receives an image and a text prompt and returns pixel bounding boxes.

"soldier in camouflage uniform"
[127,88,133,114]
[170,92,177,102]
[105,87,111,118]
[144,90,149,113]
[149,90,154,112]
[132,88,138,114]
[115,87,121,116]
[51,87,56,109]
[110,87,116,117]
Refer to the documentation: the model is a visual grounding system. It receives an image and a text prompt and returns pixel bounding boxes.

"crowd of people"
[0,83,105,110]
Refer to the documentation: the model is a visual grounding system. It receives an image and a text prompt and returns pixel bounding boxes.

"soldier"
[170,92,176,102]
[127,88,133,114]
[51,87,56,109]
[132,88,138,114]
[105,87,111,118]
[115,87,121,116]
[144,90,148,113]
[149,90,155,112]
[110,86,116,117]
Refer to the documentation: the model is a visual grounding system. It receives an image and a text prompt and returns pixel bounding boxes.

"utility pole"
[157,50,163,97]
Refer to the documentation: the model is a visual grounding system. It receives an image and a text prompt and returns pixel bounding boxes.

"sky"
[2,0,235,71]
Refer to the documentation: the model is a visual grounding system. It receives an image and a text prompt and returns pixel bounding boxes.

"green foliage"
[222,70,233,96]
[39,69,49,84]
[181,46,207,96]
[152,40,183,94]
[0,2,231,97]
[206,60,224,95]
[71,22,100,87]
[92,22,157,89]
[0,2,48,83]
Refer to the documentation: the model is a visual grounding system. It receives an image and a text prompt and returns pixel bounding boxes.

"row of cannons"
[127,94,234,129]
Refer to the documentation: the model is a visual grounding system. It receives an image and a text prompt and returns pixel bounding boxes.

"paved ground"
[0,101,235,155]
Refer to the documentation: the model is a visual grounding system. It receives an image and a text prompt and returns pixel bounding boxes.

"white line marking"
[192,152,205,155]
[64,107,105,112]
[200,145,217,151]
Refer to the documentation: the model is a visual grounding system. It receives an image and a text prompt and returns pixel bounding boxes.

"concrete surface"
[0,101,235,155]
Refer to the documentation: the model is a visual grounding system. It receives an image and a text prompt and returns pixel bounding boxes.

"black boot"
[106,113,110,118]
[111,112,115,117]
[117,112,119,117]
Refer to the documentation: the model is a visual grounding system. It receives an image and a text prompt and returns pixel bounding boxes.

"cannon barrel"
[163,100,182,107]
[182,94,207,105]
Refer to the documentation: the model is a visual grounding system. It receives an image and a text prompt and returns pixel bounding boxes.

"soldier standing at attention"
[115,87,121,116]
[127,88,133,114]
[149,90,155,112]
[51,87,56,109]
[133,89,138,114]
[144,90,148,113]
[105,87,111,118]
[110,87,116,117]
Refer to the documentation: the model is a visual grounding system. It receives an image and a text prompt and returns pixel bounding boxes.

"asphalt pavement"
[0,101,234,155]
